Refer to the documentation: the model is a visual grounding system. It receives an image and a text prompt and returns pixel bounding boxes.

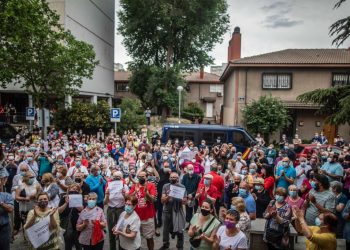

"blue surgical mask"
[315,217,321,227]
[87,200,96,208]
[230,205,236,211]
[241,170,247,175]
[275,195,284,203]
[255,185,262,191]
[249,169,256,174]
[27,157,33,162]
[57,159,64,164]
[75,161,81,167]
[204,179,210,186]
[97,170,102,175]
[20,171,26,177]
[239,188,247,197]
[310,181,316,189]
[289,190,297,197]
[282,162,289,167]
[125,205,134,214]
[28,178,35,185]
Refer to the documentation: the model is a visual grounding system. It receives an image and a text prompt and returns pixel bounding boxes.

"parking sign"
[110,108,121,122]
[26,107,35,121]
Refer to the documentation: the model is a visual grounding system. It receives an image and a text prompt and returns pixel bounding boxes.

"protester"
[238,181,256,220]
[230,197,251,239]
[24,192,60,249]
[195,174,217,207]
[252,177,271,218]
[275,157,296,190]
[85,166,106,208]
[41,173,60,208]
[331,181,347,238]
[0,173,14,250]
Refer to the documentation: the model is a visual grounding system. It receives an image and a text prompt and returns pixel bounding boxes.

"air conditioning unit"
[217,92,223,97]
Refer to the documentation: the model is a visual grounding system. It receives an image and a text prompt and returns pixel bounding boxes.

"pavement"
[11,224,192,250]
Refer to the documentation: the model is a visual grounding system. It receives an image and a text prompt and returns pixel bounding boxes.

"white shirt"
[216,225,248,250]
[234,159,246,173]
[115,211,141,249]
[295,164,312,188]
[67,166,89,177]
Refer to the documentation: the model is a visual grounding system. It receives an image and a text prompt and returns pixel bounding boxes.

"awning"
[201,97,216,103]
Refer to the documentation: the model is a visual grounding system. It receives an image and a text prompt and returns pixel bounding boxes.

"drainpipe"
[245,68,248,105]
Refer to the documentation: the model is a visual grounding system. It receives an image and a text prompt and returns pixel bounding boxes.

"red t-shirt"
[196,183,217,207]
[199,171,224,199]
[129,182,156,220]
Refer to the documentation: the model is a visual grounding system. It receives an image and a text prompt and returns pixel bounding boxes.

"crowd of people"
[0,126,349,250]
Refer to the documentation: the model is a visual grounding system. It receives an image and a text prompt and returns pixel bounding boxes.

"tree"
[297,0,350,125]
[118,98,147,134]
[297,86,350,125]
[54,101,111,133]
[0,0,98,108]
[330,0,350,46]
[242,95,290,143]
[118,0,229,119]
[182,102,204,122]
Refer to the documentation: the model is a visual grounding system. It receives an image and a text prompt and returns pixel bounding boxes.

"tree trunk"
[160,45,174,122]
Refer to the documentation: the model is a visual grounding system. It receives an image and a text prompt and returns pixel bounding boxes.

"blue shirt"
[321,162,344,182]
[0,192,13,225]
[276,165,296,190]
[85,174,106,203]
[242,193,256,214]
[111,147,125,163]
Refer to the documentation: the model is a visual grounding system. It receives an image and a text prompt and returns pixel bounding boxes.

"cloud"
[263,14,304,28]
[261,1,289,11]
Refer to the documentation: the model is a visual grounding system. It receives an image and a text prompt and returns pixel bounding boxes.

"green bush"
[182,102,204,121]
[118,98,147,134]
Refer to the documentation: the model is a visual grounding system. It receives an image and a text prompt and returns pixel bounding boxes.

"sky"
[114,0,350,69]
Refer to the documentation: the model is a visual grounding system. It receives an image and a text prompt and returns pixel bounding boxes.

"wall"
[223,71,235,125]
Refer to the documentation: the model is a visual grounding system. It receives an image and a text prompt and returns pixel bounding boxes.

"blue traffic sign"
[26,107,35,120]
[110,108,121,122]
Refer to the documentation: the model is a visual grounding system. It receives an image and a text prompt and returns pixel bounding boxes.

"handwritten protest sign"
[26,216,51,248]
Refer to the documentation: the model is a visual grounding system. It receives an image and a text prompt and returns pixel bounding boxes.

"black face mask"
[234,181,240,185]
[75,178,81,183]
[201,209,211,217]
[170,179,177,184]
[38,200,48,209]
[69,191,79,195]
[114,177,121,181]
[138,177,146,185]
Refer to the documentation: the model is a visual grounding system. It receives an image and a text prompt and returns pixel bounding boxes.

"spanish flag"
[242,147,251,160]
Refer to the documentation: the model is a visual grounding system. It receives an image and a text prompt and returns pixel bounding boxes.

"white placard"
[69,194,83,208]
[169,185,186,200]
[108,181,123,195]
[26,216,51,249]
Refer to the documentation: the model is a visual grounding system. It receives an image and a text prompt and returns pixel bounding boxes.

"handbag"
[189,215,216,248]
[91,212,104,245]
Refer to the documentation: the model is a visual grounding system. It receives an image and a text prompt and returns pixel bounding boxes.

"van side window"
[184,131,195,142]
[168,130,184,142]
[233,131,251,147]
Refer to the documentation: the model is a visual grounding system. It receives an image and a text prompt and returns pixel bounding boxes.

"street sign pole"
[114,122,117,135]
[110,108,121,135]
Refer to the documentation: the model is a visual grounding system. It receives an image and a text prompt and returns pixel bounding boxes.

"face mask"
[148,176,156,181]
[56,173,62,178]
[104,153,109,158]
[241,170,247,175]
[20,171,26,177]
[75,178,81,183]
[125,205,134,214]
[230,205,236,210]
[284,146,289,150]
[188,170,194,175]
[170,179,177,184]
[249,169,256,174]
[8,156,14,161]
[200,209,210,217]
[289,190,297,197]
[163,168,171,173]
[97,170,101,175]
[119,161,124,165]
[113,176,121,181]
[27,157,33,162]
[87,200,96,208]
[239,188,247,197]
[282,162,289,168]
[138,177,146,185]
[75,161,81,167]
[255,185,262,191]
[275,195,284,203]
[38,200,48,209]
[28,178,35,185]
[57,159,64,164]
[224,220,236,229]
[204,179,210,186]
[300,162,306,167]
[315,217,321,227]
[237,156,242,160]
[327,158,332,163]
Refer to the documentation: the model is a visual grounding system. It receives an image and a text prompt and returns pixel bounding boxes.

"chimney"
[199,66,204,79]
[228,26,241,62]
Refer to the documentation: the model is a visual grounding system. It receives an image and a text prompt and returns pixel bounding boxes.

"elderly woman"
[24,192,60,250]
[286,184,304,209]
[263,187,292,249]
[76,192,107,250]
[246,163,258,188]
[230,197,251,239]
[213,209,248,250]
[41,173,60,208]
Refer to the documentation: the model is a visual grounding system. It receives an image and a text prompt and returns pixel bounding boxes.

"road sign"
[110,108,121,122]
[26,107,35,121]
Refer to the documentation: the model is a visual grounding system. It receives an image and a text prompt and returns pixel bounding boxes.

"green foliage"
[297,86,350,125]
[118,98,147,134]
[0,0,98,108]
[54,101,111,133]
[129,64,186,112]
[242,95,290,142]
[118,0,229,70]
[182,102,204,121]
[330,0,350,46]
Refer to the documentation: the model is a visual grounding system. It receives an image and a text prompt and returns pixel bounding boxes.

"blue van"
[161,124,256,156]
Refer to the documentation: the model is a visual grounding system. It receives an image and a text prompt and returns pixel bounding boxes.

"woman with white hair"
[286,185,304,209]
[246,163,258,188]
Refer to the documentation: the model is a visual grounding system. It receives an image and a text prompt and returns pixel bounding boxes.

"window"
[233,131,251,147]
[210,84,223,93]
[116,82,129,92]
[332,73,350,86]
[262,73,292,89]
[0,125,17,139]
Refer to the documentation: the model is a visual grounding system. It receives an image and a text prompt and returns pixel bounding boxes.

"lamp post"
[177,86,183,123]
